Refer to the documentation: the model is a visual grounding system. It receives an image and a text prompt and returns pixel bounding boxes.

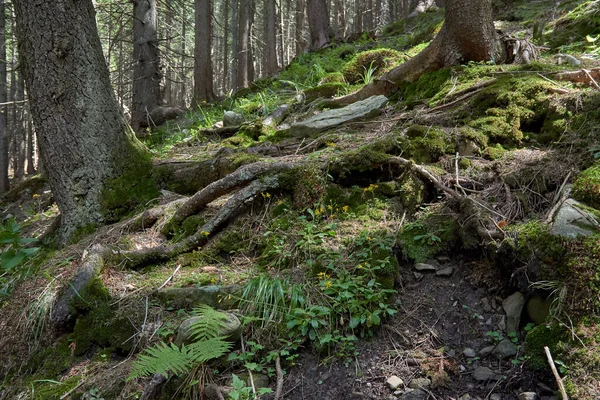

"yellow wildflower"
[325,280,332,288]
[32,194,40,198]
[200,230,210,237]
[358,264,363,269]
[342,205,349,213]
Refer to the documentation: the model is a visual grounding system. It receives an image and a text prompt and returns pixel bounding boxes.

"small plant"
[360,61,378,85]
[0,217,39,298]
[82,387,105,400]
[486,330,504,343]
[228,374,272,400]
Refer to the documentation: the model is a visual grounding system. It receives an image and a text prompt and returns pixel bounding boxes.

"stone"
[503,292,525,334]
[399,389,428,400]
[408,378,431,389]
[481,297,492,312]
[148,106,184,127]
[492,339,518,359]
[288,95,388,137]
[551,198,600,238]
[518,393,539,400]
[479,345,495,358]
[490,394,502,400]
[498,315,506,332]
[463,348,477,358]
[472,366,497,381]
[458,395,472,400]
[386,375,404,390]
[435,267,454,276]
[223,111,244,126]
[414,263,437,271]
[414,272,424,280]
[156,285,240,309]
[175,312,242,346]
[527,296,551,325]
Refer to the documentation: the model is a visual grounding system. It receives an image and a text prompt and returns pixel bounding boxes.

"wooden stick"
[273,355,284,400]
[544,346,568,400]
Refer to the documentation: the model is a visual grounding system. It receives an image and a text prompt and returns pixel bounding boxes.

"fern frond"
[187,337,233,363]
[188,304,230,341]
[129,342,194,380]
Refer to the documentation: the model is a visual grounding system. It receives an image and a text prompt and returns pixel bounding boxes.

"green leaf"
[309,329,316,341]
[1,249,25,270]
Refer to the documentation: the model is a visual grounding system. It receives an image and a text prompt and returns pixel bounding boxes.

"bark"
[222,0,229,92]
[235,0,253,90]
[307,0,332,50]
[193,0,216,105]
[330,0,498,106]
[264,0,279,76]
[13,0,157,241]
[131,0,163,132]
[231,0,239,89]
[295,0,305,56]
[0,0,7,192]
[26,110,35,175]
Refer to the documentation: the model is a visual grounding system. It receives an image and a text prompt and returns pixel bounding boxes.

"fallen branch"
[389,156,460,198]
[140,373,167,400]
[273,355,284,400]
[544,346,568,400]
[554,68,600,87]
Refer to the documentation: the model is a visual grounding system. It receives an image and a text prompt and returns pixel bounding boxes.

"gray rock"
[472,366,497,381]
[527,296,551,325]
[463,348,477,358]
[157,285,239,309]
[518,393,539,400]
[414,272,424,280]
[223,111,244,126]
[492,339,518,359]
[551,198,600,238]
[175,313,242,346]
[386,375,404,390]
[408,378,430,389]
[481,297,492,312]
[414,263,437,271]
[435,267,454,276]
[503,292,525,334]
[458,395,472,400]
[289,95,388,137]
[480,345,495,358]
[399,389,428,400]
[498,315,507,331]
[490,394,502,400]
[51,247,105,332]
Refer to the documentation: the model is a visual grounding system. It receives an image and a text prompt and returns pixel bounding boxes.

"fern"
[129,305,234,380]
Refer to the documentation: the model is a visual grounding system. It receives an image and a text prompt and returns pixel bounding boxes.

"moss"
[25,337,74,378]
[101,140,159,222]
[280,165,327,209]
[341,48,407,84]
[396,172,426,213]
[381,9,444,49]
[400,68,452,105]
[482,144,507,160]
[304,83,347,102]
[32,375,81,400]
[402,125,455,163]
[458,126,489,149]
[319,72,346,84]
[545,1,600,50]
[228,152,262,168]
[329,134,402,177]
[525,323,567,369]
[397,212,459,263]
[70,223,98,244]
[572,162,600,209]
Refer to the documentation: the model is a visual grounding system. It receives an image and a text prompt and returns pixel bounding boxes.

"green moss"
[228,152,262,168]
[329,134,403,177]
[280,165,327,209]
[32,375,81,400]
[401,125,455,163]
[525,323,568,369]
[400,68,452,105]
[341,48,407,84]
[397,213,459,263]
[304,83,347,102]
[396,172,426,213]
[546,0,600,50]
[319,72,346,84]
[572,162,600,209]
[482,144,506,160]
[381,9,444,49]
[25,337,74,378]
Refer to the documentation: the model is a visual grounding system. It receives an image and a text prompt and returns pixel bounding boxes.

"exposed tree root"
[389,156,460,198]
[554,68,600,87]
[121,198,188,233]
[140,373,167,400]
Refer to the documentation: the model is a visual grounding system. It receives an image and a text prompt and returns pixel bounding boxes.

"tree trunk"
[26,109,35,175]
[193,0,216,105]
[331,0,498,106]
[294,0,305,56]
[264,0,278,76]
[307,0,331,50]
[222,0,229,92]
[0,0,8,192]
[14,0,157,241]
[131,0,162,132]
[235,0,253,90]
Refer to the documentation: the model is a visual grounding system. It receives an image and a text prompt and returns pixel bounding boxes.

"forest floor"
[3,1,600,399]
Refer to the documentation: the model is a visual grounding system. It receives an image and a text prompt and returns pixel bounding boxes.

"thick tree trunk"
[0,0,8,193]
[235,0,253,90]
[193,0,216,105]
[264,0,279,76]
[331,0,498,106]
[307,0,331,50]
[131,0,162,132]
[14,0,157,241]
[295,0,305,56]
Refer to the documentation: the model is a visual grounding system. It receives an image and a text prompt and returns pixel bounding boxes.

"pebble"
[490,394,502,400]
[518,393,538,400]
[479,345,495,358]
[472,366,497,381]
[408,377,431,389]
[436,267,454,276]
[463,348,477,358]
[492,339,518,359]
[386,375,404,390]
[414,263,437,271]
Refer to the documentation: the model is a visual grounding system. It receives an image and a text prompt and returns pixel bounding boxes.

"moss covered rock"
[524,322,567,369]
[304,83,347,102]
[402,125,455,163]
[573,162,600,209]
[341,49,406,84]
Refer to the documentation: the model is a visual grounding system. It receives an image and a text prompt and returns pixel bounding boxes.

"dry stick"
[536,73,571,93]
[583,68,600,91]
[454,153,467,196]
[155,264,182,292]
[427,81,494,113]
[273,355,284,400]
[389,156,461,198]
[59,380,85,399]
[544,346,569,400]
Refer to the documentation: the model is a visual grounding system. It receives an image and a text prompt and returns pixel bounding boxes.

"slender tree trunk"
[235,0,253,90]
[222,0,229,92]
[131,0,162,132]
[264,0,278,75]
[14,0,157,241]
[180,7,187,108]
[295,0,305,56]
[231,0,238,89]
[193,0,216,105]
[307,0,331,50]
[0,0,7,192]
[164,0,173,105]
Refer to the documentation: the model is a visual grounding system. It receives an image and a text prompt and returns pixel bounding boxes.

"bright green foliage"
[402,125,454,163]
[0,217,39,273]
[397,212,459,262]
[304,83,347,102]
[524,323,567,369]
[229,374,273,400]
[546,0,600,51]
[572,162,600,209]
[129,305,233,379]
[341,48,406,84]
[399,68,452,105]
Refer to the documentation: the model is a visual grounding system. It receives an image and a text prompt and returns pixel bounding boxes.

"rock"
[551,198,600,238]
[148,106,184,127]
[498,315,506,331]
[492,339,518,359]
[234,372,270,389]
[458,395,472,400]
[212,121,224,129]
[472,366,497,381]
[527,296,551,324]
[518,393,539,400]
[156,285,239,309]
[463,348,477,358]
[413,272,424,280]
[223,111,244,126]
[51,247,105,332]
[399,389,428,400]
[479,345,495,358]
[175,313,242,346]
[503,292,525,334]
[386,375,404,390]
[490,394,502,400]
[288,95,388,137]
[481,297,492,312]
[435,267,454,276]
[414,263,437,271]
[408,378,431,389]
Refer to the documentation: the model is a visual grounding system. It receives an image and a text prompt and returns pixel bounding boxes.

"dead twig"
[273,355,284,400]
[544,346,569,400]
[389,156,461,198]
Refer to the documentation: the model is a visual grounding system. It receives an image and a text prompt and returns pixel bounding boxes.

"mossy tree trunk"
[332,0,500,106]
[14,0,158,242]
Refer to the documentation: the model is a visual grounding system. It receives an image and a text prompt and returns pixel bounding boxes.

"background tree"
[264,0,279,75]
[235,0,254,90]
[13,0,157,241]
[307,0,332,50]
[193,0,216,105]
[0,0,8,193]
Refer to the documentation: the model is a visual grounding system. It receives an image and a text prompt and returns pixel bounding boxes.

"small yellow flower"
[32,194,40,198]
[358,264,363,269]
[317,272,326,278]
[326,142,336,147]
[342,205,349,213]
[277,200,283,205]
[327,205,333,210]
[314,208,322,216]
[367,236,371,241]
[211,277,216,284]
[325,280,332,288]
[262,192,271,198]
[200,230,210,237]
